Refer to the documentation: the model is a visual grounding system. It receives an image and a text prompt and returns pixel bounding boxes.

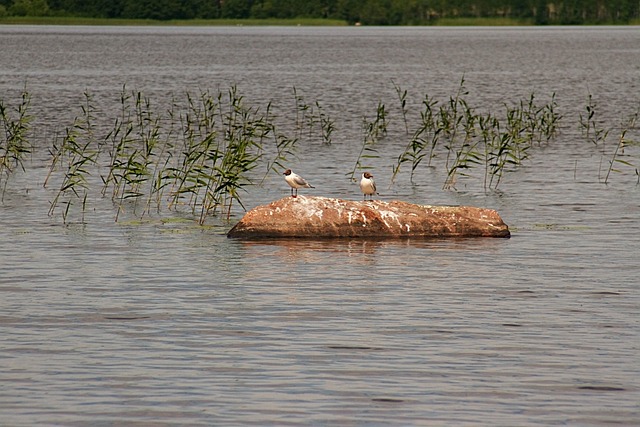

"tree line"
[1,0,639,25]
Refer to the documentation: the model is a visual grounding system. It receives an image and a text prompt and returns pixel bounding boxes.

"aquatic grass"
[46,93,99,223]
[443,91,479,189]
[537,92,562,143]
[348,114,381,182]
[259,103,298,183]
[47,130,96,224]
[142,97,178,216]
[579,91,609,148]
[579,92,596,140]
[479,115,499,189]
[101,88,165,221]
[0,88,32,202]
[118,91,164,217]
[391,80,564,190]
[3,82,639,226]
[315,101,334,145]
[165,89,221,215]
[604,109,639,184]
[38,85,301,224]
[163,85,278,222]
[441,76,471,172]
[292,88,335,145]
[210,85,264,220]
[293,86,311,139]
[374,101,388,139]
[392,94,441,183]
[392,80,410,136]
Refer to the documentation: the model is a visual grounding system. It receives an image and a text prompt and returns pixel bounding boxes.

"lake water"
[1,25,639,425]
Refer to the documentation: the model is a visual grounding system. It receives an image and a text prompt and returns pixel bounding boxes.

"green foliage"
[580,91,609,148]
[2,84,638,226]
[391,78,564,191]
[40,85,302,224]
[604,109,639,184]
[46,91,98,224]
[348,101,385,181]
[1,0,638,24]
[9,0,49,16]
[0,89,32,201]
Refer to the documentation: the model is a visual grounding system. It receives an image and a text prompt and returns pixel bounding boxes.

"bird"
[283,169,314,198]
[359,172,378,200]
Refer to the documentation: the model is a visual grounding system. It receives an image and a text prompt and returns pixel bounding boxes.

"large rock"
[227,196,510,239]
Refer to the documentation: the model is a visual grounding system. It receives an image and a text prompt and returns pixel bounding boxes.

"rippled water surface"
[1,25,639,425]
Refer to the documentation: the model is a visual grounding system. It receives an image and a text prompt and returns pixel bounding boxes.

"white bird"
[283,169,314,198]
[359,172,378,200]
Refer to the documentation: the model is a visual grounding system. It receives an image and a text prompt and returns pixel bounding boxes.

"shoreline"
[2,16,638,27]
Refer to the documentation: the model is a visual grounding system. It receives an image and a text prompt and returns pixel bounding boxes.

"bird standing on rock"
[283,169,314,198]
[359,172,378,200]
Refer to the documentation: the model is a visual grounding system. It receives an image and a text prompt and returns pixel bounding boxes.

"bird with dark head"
[283,169,314,198]
[359,172,377,200]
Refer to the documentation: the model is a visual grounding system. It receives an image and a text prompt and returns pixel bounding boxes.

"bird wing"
[293,175,309,187]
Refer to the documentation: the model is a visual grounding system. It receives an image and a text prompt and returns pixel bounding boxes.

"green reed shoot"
[261,124,299,183]
[604,109,639,184]
[580,91,609,148]
[166,90,224,216]
[12,82,640,225]
[211,86,263,220]
[47,93,98,224]
[102,87,133,200]
[538,92,562,143]
[390,79,563,190]
[373,101,388,139]
[291,88,321,138]
[293,86,311,139]
[121,91,162,213]
[421,95,441,167]
[392,79,410,136]
[0,89,32,201]
[142,96,177,216]
[349,115,380,182]
[444,104,480,190]
[579,92,596,139]
[392,94,441,183]
[315,101,334,145]
[442,76,470,171]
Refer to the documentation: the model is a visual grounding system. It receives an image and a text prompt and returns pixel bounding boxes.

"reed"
[315,101,334,145]
[392,94,441,183]
[579,91,609,148]
[40,85,300,224]
[443,87,478,189]
[348,100,388,180]
[391,80,563,190]
[0,88,32,202]
[211,86,263,220]
[47,92,98,224]
[537,92,562,143]
[392,80,410,136]
[441,76,471,171]
[260,118,298,183]
[604,109,639,184]
[349,116,380,182]
[5,82,639,226]
[292,86,309,139]
[101,88,163,220]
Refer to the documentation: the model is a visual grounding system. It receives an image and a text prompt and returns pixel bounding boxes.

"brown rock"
[227,196,510,239]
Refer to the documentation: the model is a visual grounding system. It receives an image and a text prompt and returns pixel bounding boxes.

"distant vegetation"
[0,0,639,25]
